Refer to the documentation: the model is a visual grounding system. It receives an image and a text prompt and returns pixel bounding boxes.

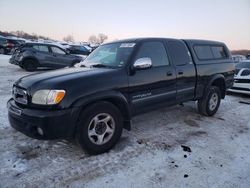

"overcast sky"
[0,0,249,49]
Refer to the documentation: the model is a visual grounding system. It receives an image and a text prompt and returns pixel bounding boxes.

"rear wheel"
[76,101,123,154]
[198,86,221,116]
[23,59,38,71]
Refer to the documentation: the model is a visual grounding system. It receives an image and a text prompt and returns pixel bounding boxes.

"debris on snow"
[181,145,192,152]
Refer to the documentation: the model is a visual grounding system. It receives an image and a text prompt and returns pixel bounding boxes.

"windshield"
[236,61,250,69]
[81,42,135,68]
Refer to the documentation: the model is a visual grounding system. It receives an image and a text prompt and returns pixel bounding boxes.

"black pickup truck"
[7,38,235,154]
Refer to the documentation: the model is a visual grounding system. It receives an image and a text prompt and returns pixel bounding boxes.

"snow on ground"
[0,54,250,188]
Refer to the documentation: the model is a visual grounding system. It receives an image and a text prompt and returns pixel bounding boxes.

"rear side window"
[167,40,192,66]
[0,38,6,45]
[80,46,88,51]
[33,45,49,52]
[75,46,81,50]
[135,42,169,67]
[194,46,213,60]
[194,45,228,60]
[70,46,79,50]
[7,39,18,44]
[211,46,227,59]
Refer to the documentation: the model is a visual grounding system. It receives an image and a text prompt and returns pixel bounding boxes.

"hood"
[15,67,114,91]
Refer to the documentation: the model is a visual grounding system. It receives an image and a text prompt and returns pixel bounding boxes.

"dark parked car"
[0,36,7,54]
[9,42,82,71]
[89,44,99,51]
[0,37,25,55]
[8,38,234,154]
[68,45,92,55]
[5,38,25,54]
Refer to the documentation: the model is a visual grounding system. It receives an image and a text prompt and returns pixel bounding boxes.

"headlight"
[32,90,65,105]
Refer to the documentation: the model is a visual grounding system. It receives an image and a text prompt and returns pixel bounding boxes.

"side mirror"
[133,57,152,70]
[66,49,70,54]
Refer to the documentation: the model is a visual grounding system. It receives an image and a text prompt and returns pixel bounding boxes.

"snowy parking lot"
[0,54,250,188]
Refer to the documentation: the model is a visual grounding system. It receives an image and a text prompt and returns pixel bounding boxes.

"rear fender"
[207,74,226,98]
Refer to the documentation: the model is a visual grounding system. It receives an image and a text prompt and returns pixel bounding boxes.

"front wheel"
[76,102,123,154]
[198,86,221,116]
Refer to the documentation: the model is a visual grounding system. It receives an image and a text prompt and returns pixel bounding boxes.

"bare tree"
[31,33,38,39]
[98,33,108,44]
[63,35,74,43]
[88,33,108,44]
[88,35,99,44]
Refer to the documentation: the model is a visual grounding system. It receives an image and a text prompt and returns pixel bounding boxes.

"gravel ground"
[0,55,250,188]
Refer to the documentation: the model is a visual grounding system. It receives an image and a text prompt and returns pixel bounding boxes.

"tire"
[76,101,123,154]
[198,86,221,116]
[23,59,38,71]
[0,48,4,54]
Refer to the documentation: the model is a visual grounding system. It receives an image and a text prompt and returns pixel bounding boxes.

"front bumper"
[7,99,80,139]
[228,82,250,95]
[9,57,20,65]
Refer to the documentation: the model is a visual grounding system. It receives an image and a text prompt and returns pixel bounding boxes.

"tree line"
[231,50,250,57]
[63,33,108,44]
[0,30,108,44]
[0,30,50,40]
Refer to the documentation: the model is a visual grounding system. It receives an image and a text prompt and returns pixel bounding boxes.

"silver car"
[229,60,250,95]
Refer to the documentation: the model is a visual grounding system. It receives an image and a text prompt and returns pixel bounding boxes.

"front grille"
[231,87,250,91]
[13,86,28,105]
[234,79,250,83]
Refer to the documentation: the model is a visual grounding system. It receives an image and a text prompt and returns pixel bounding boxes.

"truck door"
[166,39,196,102]
[128,40,176,115]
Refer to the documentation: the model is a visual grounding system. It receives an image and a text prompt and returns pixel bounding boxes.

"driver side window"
[51,46,66,55]
[135,42,170,67]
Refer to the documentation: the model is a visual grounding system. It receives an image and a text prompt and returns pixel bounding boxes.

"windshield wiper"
[77,62,114,68]
[91,64,110,68]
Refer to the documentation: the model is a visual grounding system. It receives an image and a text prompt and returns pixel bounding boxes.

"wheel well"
[211,78,226,98]
[78,98,131,130]
[22,57,39,65]
[104,98,131,120]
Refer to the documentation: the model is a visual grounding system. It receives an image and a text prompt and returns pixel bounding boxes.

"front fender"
[72,90,131,119]
[71,90,131,131]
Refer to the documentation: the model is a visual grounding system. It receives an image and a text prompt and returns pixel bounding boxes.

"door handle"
[178,71,183,75]
[167,71,173,76]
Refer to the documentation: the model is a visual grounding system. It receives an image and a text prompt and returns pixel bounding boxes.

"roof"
[103,37,225,45]
[183,39,225,46]
[25,42,62,46]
